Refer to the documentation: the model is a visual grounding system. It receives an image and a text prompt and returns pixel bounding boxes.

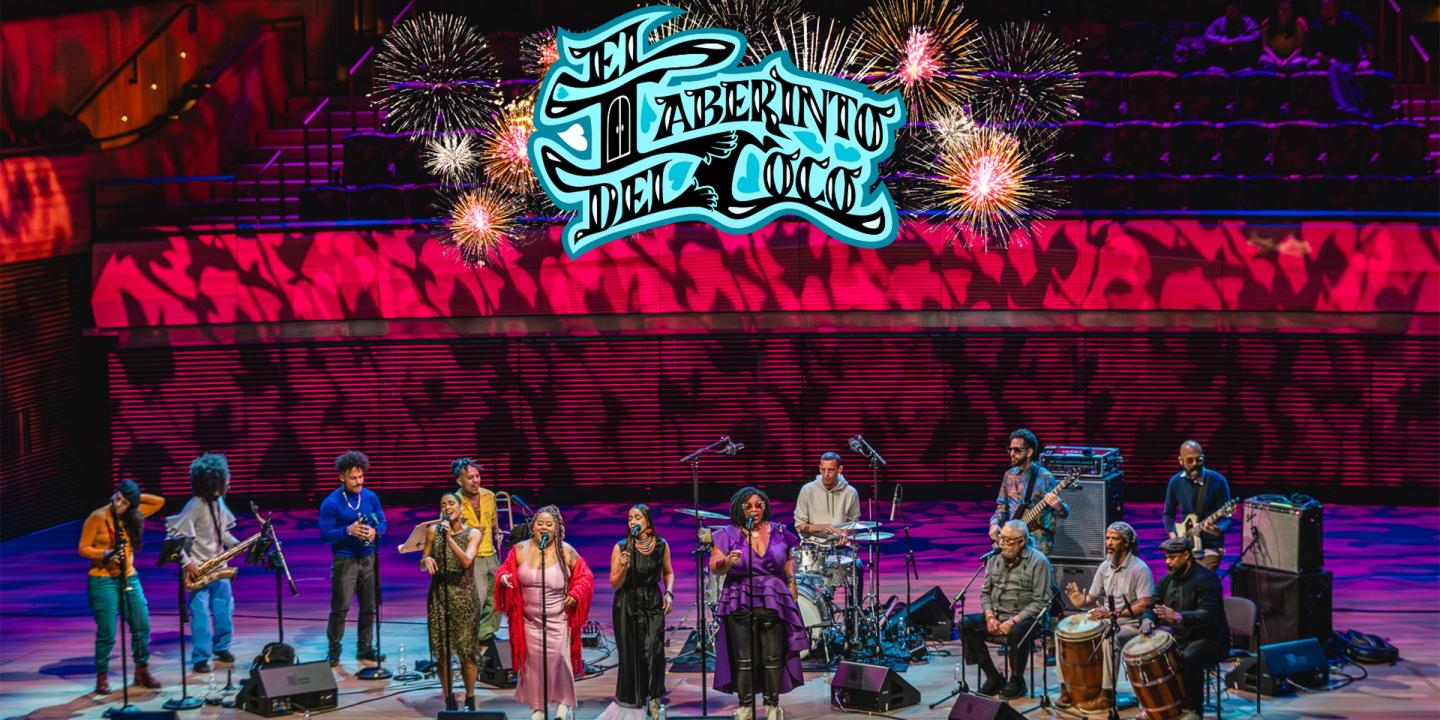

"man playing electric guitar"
[1163,440,1233,572]
[989,429,1070,556]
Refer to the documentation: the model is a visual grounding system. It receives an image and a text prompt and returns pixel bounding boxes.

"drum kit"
[673,507,916,668]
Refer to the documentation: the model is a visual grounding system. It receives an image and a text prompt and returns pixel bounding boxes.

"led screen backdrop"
[108,332,1437,504]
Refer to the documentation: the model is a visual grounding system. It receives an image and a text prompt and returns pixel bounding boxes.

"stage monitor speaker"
[1052,560,1099,611]
[905,586,954,639]
[1242,498,1323,574]
[438,713,509,719]
[1049,473,1123,561]
[238,660,338,717]
[479,639,518,688]
[1231,565,1332,644]
[947,692,1025,719]
[100,714,177,720]
[831,661,920,712]
[1226,636,1329,694]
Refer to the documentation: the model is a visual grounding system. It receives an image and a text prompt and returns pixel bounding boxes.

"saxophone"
[185,531,265,591]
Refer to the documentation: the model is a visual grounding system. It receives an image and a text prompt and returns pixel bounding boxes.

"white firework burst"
[423,133,479,182]
[372,13,501,136]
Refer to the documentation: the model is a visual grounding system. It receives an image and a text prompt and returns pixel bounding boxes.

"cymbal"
[833,520,878,531]
[675,508,728,521]
[848,531,896,543]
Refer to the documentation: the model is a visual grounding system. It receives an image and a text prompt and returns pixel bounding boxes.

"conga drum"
[1123,630,1187,720]
[1055,614,1105,706]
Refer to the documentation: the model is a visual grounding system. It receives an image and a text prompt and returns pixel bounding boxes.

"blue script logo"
[530,7,907,258]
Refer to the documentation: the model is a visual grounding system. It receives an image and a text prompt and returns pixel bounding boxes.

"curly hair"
[1009,428,1039,453]
[334,450,370,475]
[450,457,485,480]
[728,486,771,528]
[189,453,230,500]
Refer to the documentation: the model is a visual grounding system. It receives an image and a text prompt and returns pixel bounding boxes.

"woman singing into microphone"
[610,504,674,718]
[495,505,594,720]
[709,487,807,720]
[422,493,482,711]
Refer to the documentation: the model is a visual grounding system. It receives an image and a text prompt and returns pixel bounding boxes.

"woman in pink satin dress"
[496,506,594,720]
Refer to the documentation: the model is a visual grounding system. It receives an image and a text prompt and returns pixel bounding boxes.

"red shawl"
[494,544,594,675]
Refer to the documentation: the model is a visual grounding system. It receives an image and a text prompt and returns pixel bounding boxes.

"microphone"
[538,531,551,549]
[848,436,865,454]
[889,484,902,522]
[849,435,888,466]
[1108,593,1116,618]
[441,510,451,523]
[510,494,533,514]
[745,515,756,531]
[979,547,1000,560]
[721,436,745,456]
[630,524,641,538]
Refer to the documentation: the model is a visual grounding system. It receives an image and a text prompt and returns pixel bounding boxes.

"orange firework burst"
[443,187,520,266]
[925,118,1055,245]
[521,28,560,80]
[480,97,537,195]
[855,0,980,122]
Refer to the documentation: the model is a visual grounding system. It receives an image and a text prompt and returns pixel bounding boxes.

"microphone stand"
[746,518,758,715]
[357,517,392,680]
[249,502,297,644]
[102,533,136,717]
[437,518,455,705]
[671,438,733,720]
[1018,608,1054,717]
[163,535,204,711]
[540,532,551,720]
[930,552,991,709]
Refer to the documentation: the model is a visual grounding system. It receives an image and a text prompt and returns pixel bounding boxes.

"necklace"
[343,488,362,510]
[635,535,657,553]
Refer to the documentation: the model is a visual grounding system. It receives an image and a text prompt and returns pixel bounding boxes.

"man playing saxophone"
[165,453,242,674]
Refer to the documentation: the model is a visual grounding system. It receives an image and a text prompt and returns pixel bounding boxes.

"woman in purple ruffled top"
[708,487,807,720]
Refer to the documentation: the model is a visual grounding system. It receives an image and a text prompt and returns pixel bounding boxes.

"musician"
[1140,536,1230,720]
[989,429,1068,555]
[793,452,860,546]
[318,450,388,667]
[1162,440,1232,571]
[1057,521,1154,711]
[79,480,164,693]
[609,504,675,718]
[495,505,595,720]
[165,453,240,673]
[961,519,1055,699]
[452,458,502,650]
[709,487,807,720]
[423,493,483,711]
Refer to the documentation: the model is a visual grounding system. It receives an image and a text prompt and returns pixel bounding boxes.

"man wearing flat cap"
[1140,535,1230,720]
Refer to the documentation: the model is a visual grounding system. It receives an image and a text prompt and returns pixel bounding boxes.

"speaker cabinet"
[1242,499,1323,574]
[1052,560,1100,611]
[1231,565,1332,644]
[905,586,954,639]
[479,639,517,688]
[438,713,509,719]
[238,661,338,717]
[1049,473,1124,561]
[831,661,920,712]
[1226,636,1329,695]
[947,692,1025,719]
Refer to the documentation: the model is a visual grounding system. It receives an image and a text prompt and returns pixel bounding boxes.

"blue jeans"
[88,574,151,672]
[188,578,233,663]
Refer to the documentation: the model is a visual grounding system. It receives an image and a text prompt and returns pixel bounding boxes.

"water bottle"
[206,670,217,698]
[953,662,963,686]
[397,643,408,677]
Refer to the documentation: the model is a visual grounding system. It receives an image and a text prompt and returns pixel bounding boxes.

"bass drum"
[795,579,835,660]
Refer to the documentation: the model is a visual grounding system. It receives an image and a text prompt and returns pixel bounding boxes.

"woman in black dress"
[610,504,675,718]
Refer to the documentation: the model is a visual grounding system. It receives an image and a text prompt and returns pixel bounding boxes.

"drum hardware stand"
[848,435,889,664]
[669,437,736,720]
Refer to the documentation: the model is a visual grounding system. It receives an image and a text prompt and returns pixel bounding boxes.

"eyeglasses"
[1006,446,1028,455]
[998,535,1027,546]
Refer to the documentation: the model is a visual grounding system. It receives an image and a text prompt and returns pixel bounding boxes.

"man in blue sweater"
[318,450,388,667]
[1162,440,1232,572]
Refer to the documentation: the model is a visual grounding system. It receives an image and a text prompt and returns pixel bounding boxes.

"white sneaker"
[530,712,544,720]
[733,706,753,720]
[557,705,571,720]
[764,704,783,720]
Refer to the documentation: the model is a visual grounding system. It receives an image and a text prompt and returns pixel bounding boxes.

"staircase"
[1396,84,1440,173]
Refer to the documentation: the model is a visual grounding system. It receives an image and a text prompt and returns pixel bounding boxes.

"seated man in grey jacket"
[960,520,1055,700]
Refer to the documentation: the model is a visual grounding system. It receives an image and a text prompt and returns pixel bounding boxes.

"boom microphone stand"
[848,435,887,660]
[248,503,297,644]
[671,436,740,720]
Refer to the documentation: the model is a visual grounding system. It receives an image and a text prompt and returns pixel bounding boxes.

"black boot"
[445,693,458,711]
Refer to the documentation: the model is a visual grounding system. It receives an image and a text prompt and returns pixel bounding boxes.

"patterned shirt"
[991,465,1070,552]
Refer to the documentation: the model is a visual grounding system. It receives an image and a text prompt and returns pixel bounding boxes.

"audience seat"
[1234,70,1287,121]
[1169,121,1222,174]
[1287,71,1333,120]
[1272,121,1324,175]
[1125,70,1178,121]
[1179,71,1233,121]
[1323,121,1379,174]
[1220,121,1272,174]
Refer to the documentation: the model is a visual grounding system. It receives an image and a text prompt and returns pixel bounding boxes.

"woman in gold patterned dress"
[423,493,482,711]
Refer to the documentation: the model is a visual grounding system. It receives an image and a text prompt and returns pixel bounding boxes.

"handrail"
[70,3,198,118]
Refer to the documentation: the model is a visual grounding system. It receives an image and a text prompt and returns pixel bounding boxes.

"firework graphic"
[655,0,804,57]
[441,187,521,266]
[855,0,981,122]
[747,14,874,80]
[920,115,1059,245]
[521,27,561,80]
[372,13,502,137]
[973,21,1081,125]
[480,96,538,195]
[423,133,480,182]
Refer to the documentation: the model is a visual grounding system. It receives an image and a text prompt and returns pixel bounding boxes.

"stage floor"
[2,500,1437,719]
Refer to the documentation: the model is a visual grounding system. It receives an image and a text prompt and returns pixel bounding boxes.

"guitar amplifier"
[1241,496,1322,574]
[1040,446,1124,477]
[1053,560,1100,611]
[237,661,337,717]
[1049,472,1124,561]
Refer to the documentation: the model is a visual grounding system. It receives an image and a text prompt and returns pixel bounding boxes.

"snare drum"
[1055,614,1105,706]
[821,546,859,589]
[795,543,827,577]
[1122,630,1187,720]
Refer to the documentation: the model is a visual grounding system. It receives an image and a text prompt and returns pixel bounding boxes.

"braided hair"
[529,504,572,586]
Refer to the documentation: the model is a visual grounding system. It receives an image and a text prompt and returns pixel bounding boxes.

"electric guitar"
[1169,498,1240,552]
[1014,467,1083,532]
